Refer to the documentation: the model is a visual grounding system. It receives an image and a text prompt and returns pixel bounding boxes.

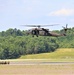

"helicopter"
[22,24,68,37]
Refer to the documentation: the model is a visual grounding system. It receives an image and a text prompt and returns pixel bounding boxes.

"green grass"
[19,48,74,60]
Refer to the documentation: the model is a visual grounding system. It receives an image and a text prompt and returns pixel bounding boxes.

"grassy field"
[19,48,74,61]
[0,48,74,75]
[0,48,74,62]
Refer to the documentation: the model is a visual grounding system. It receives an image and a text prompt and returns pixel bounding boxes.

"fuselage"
[27,28,66,37]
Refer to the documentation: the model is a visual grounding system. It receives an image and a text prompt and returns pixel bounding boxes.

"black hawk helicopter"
[22,24,68,37]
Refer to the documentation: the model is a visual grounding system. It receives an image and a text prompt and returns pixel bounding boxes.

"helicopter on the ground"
[22,24,68,37]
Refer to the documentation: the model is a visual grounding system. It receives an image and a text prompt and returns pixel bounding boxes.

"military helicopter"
[22,24,68,37]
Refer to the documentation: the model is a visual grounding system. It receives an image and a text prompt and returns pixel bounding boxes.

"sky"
[0,0,74,31]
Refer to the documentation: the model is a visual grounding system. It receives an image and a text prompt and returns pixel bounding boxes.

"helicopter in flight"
[22,24,68,37]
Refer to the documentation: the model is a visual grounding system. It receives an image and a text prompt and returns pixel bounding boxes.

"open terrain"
[0,48,74,75]
[0,64,74,75]
[19,48,74,61]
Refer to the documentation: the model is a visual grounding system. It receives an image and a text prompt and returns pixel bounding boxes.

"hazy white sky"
[0,0,74,31]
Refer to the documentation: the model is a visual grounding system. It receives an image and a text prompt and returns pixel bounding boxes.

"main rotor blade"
[41,24,59,26]
[21,24,59,27]
[21,25,41,28]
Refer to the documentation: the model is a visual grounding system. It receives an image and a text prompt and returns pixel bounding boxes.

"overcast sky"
[0,0,74,31]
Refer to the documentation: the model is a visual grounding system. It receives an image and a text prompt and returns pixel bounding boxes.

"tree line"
[0,27,74,59]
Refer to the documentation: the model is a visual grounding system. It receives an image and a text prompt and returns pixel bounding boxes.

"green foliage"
[0,27,74,59]
[0,36,58,59]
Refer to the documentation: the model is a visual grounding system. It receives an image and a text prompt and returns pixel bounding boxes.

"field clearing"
[0,48,74,75]
[0,64,74,75]
[19,48,74,61]
[0,59,74,75]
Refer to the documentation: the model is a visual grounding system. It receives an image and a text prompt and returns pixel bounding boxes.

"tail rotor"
[62,24,68,33]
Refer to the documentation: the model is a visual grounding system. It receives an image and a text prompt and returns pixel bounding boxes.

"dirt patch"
[0,65,74,75]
